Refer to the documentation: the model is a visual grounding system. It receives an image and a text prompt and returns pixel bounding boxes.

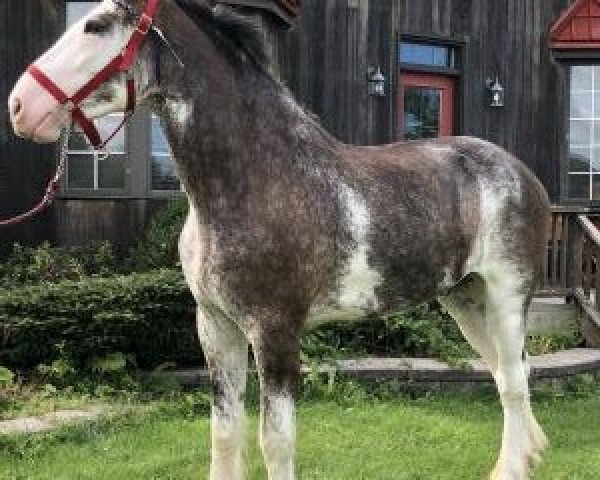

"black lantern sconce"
[367,66,386,97]
[486,76,505,108]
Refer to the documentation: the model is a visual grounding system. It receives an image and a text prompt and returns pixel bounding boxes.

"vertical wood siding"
[0,0,62,252]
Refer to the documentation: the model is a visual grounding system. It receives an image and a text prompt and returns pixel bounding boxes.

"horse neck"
[156,58,340,214]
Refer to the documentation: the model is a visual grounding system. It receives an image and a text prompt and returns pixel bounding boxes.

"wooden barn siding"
[0,1,62,253]
[53,199,168,255]
[280,0,576,201]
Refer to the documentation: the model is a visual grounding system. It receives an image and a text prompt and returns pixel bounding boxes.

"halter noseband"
[27,0,160,149]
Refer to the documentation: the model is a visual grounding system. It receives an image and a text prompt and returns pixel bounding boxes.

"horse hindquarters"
[439,173,549,480]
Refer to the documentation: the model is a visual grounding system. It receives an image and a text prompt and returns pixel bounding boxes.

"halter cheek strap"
[27,0,160,149]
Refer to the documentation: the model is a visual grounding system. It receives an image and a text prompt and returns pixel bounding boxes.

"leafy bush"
[0,241,116,287]
[0,261,578,374]
[301,303,473,364]
[0,270,199,369]
[126,197,188,272]
[527,330,583,356]
[0,366,15,387]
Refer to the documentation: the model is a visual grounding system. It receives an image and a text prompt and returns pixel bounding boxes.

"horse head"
[8,0,167,144]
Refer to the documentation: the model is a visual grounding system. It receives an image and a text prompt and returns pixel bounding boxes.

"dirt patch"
[0,406,105,434]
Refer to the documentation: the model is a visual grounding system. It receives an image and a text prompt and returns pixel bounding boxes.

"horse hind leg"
[439,271,547,479]
[485,268,547,480]
[438,273,498,374]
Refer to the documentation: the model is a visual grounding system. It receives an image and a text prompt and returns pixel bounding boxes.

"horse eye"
[84,19,110,35]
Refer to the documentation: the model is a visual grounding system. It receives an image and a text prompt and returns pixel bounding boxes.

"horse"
[8,1,551,478]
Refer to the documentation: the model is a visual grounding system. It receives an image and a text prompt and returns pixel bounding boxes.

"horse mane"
[174,0,270,69]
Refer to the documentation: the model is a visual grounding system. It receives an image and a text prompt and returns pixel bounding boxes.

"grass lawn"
[2,383,600,480]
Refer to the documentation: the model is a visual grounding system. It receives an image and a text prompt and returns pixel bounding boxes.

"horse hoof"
[489,463,528,480]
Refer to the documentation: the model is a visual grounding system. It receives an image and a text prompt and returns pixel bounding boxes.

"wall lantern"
[486,76,505,108]
[367,66,386,97]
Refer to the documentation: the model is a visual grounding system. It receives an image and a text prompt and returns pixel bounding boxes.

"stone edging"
[165,348,600,388]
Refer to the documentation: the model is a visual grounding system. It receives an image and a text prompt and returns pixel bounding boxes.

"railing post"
[561,214,569,289]
[567,214,583,291]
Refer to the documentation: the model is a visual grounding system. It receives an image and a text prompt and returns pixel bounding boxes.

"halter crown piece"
[0,0,160,227]
[27,0,160,149]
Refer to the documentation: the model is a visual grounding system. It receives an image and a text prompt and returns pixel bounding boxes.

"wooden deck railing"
[542,207,600,345]
[541,206,600,295]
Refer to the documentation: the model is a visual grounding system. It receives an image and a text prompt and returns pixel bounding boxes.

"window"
[151,115,180,191]
[66,115,127,190]
[567,65,600,201]
[399,41,456,69]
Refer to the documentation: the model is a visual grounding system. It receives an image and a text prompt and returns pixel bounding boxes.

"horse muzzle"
[8,71,65,143]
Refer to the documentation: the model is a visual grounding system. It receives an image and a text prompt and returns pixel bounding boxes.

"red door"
[399,72,455,140]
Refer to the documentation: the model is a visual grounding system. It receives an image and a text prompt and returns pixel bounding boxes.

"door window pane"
[400,42,455,68]
[403,87,441,140]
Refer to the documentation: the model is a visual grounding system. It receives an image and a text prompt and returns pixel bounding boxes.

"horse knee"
[212,407,245,455]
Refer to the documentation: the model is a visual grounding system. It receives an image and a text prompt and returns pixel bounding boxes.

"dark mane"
[174,0,270,69]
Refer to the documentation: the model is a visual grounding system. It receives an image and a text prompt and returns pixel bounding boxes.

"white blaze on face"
[337,185,382,311]
[8,0,134,142]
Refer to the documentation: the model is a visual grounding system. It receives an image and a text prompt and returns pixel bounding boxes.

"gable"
[550,0,600,49]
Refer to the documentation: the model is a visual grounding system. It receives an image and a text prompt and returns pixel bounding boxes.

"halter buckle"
[64,100,76,112]
[136,13,153,35]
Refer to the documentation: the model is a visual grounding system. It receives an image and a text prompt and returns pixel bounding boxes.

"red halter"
[27,0,160,149]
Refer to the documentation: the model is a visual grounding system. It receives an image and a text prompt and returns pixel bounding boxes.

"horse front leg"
[197,308,248,480]
[250,321,301,480]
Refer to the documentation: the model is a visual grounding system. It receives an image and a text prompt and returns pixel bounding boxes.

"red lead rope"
[1,0,160,227]
[0,123,71,227]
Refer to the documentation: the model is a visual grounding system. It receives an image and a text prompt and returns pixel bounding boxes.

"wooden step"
[528,298,578,334]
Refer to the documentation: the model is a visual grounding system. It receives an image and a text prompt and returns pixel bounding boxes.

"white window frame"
[567,65,600,202]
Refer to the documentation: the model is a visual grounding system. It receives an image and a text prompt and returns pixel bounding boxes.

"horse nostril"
[11,98,22,117]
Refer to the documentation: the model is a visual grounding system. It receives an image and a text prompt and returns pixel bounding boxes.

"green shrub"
[0,241,116,287]
[301,303,473,364]
[0,270,199,369]
[126,197,188,271]
[0,260,577,374]
[0,366,15,387]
